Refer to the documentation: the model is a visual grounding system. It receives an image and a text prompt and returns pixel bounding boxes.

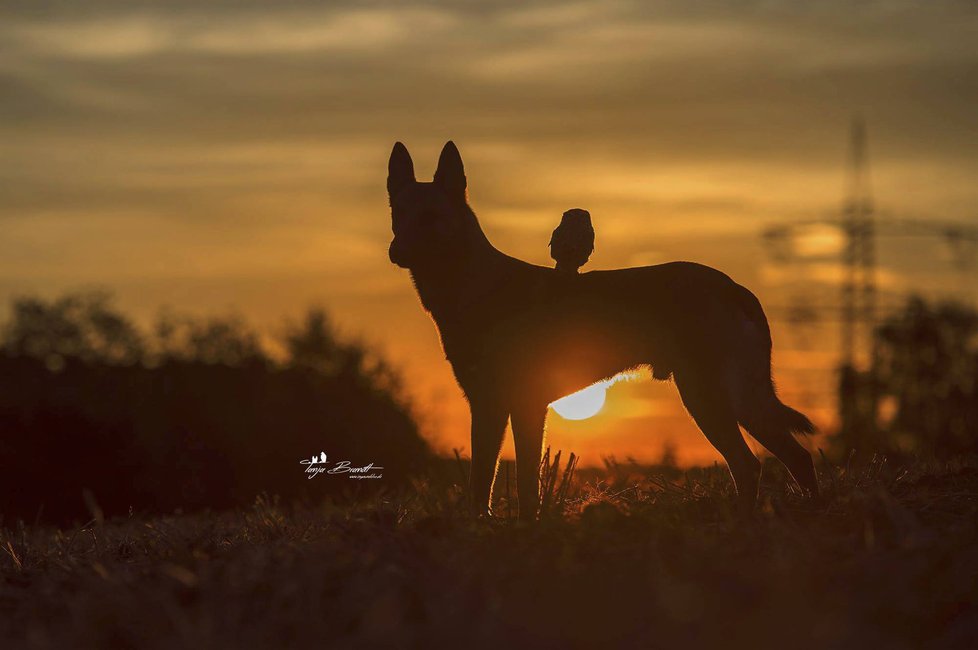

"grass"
[1,454,976,649]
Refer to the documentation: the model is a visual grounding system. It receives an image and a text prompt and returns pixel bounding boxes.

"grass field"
[1,455,976,649]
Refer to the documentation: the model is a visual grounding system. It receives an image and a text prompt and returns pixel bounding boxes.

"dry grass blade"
[453,448,468,490]
[3,540,22,571]
[555,452,578,509]
[540,448,578,520]
[504,460,512,519]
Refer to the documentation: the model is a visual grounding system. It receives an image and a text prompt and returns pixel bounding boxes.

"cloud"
[3,1,975,241]
[0,7,457,59]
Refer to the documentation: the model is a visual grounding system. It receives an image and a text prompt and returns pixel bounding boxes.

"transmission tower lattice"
[761,118,978,430]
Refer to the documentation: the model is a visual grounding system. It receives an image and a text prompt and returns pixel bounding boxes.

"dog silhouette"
[387,141,818,520]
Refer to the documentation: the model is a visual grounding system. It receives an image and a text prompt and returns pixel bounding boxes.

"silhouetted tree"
[2,291,144,366]
[154,311,267,367]
[283,308,405,398]
[836,297,978,458]
[284,308,340,372]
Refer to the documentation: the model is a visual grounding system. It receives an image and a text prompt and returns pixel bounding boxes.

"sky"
[1,0,976,464]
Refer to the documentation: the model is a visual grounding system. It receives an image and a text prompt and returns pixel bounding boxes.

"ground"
[1,456,976,649]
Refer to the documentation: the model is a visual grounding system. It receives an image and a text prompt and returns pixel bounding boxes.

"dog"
[387,141,819,521]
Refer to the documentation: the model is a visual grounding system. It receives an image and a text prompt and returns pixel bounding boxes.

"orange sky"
[1,1,976,464]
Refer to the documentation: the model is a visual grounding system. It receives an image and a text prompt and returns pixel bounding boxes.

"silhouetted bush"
[836,296,978,458]
[0,293,431,524]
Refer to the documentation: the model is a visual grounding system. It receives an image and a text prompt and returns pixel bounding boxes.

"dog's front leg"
[511,402,547,522]
[468,397,508,517]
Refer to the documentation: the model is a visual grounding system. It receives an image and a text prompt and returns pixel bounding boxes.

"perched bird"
[549,208,595,273]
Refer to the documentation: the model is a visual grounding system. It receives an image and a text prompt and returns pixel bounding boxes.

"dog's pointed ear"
[387,142,415,199]
[434,141,466,199]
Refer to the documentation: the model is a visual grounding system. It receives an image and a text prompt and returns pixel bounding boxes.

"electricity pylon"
[840,117,876,374]
[761,118,978,435]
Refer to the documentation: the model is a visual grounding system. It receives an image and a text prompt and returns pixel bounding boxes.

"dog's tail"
[766,397,817,436]
[740,367,817,437]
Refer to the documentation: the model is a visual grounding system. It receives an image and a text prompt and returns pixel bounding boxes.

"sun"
[550,382,608,420]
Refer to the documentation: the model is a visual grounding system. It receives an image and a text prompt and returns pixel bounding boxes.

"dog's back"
[456,258,747,400]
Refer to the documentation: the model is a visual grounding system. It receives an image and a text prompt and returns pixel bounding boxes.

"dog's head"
[387,141,470,269]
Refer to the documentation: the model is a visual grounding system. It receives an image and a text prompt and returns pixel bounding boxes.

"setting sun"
[550,382,609,420]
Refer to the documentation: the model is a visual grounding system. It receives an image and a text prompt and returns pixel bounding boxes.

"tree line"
[0,292,431,524]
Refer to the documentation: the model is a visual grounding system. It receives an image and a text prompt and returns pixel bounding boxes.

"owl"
[549,208,595,273]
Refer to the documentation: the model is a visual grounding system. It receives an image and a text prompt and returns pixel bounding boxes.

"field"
[1,455,976,649]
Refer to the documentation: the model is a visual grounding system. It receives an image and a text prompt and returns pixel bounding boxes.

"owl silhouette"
[549,208,594,273]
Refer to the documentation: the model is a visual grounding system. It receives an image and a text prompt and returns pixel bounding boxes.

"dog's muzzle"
[389,240,409,268]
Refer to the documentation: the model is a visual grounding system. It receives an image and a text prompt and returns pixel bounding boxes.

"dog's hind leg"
[739,392,820,498]
[511,401,547,523]
[733,285,820,498]
[675,371,760,515]
[469,397,509,517]
[744,420,819,498]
